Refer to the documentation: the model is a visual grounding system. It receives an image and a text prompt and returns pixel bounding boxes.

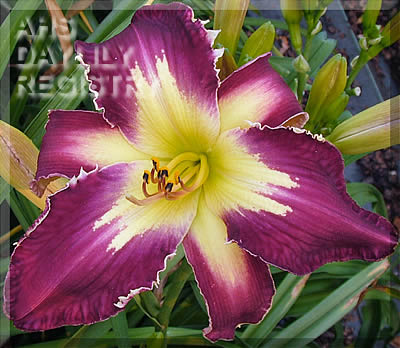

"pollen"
[126,152,209,206]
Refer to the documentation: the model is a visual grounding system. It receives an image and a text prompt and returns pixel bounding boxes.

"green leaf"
[241,273,309,346]
[158,260,193,329]
[355,300,381,348]
[261,260,390,348]
[0,0,43,79]
[346,182,388,217]
[343,152,370,166]
[7,189,39,230]
[7,17,52,126]
[111,311,130,348]
[0,177,9,205]
[64,321,112,348]
[308,32,337,78]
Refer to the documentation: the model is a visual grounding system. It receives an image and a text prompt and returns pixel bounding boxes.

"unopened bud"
[350,55,359,68]
[217,48,238,81]
[322,92,350,124]
[347,86,362,96]
[281,0,303,53]
[359,36,368,50]
[368,36,382,45]
[306,54,348,125]
[311,20,322,36]
[327,96,400,154]
[238,21,275,66]
[214,0,250,55]
[293,54,311,73]
[362,0,382,35]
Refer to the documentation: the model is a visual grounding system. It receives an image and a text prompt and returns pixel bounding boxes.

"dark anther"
[165,182,173,192]
[143,172,149,184]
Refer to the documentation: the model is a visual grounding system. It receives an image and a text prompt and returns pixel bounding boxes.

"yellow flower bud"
[306,54,347,127]
[238,21,275,66]
[213,0,250,55]
[327,96,400,154]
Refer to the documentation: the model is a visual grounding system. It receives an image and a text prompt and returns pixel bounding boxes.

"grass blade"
[260,259,390,348]
[0,0,43,78]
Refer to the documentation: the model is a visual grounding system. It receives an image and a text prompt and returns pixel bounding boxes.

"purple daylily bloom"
[4,2,398,342]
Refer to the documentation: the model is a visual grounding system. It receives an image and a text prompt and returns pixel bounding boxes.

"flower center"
[126,152,209,206]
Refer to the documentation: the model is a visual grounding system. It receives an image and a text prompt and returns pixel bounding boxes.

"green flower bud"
[350,55,359,68]
[362,0,382,35]
[359,36,369,50]
[311,20,322,35]
[281,0,303,53]
[306,54,348,126]
[321,92,350,124]
[214,0,250,55]
[293,54,311,73]
[217,47,238,81]
[368,36,382,45]
[327,96,400,154]
[238,21,275,66]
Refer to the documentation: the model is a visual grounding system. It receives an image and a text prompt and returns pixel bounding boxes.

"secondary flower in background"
[4,2,397,342]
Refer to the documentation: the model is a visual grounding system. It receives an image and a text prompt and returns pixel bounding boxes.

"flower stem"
[346,51,369,90]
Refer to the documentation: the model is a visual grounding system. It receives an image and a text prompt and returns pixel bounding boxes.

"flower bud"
[359,36,369,50]
[306,54,348,126]
[311,20,322,35]
[217,47,238,81]
[281,0,303,53]
[321,92,350,124]
[214,0,250,55]
[238,21,275,66]
[293,54,311,73]
[368,36,382,45]
[350,55,359,68]
[362,0,382,36]
[327,96,400,154]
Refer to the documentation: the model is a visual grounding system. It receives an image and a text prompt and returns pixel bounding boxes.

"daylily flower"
[4,3,397,342]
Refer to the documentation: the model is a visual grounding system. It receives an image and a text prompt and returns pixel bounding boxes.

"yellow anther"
[173,171,180,185]
[151,157,160,171]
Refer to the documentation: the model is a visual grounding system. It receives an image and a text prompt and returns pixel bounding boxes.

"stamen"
[159,166,169,178]
[151,157,160,171]
[165,182,173,192]
[142,170,150,184]
[127,153,209,206]
[126,192,164,206]
[173,171,180,185]
[150,168,157,184]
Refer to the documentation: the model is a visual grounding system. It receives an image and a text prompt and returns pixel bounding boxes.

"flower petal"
[218,53,308,132]
[183,195,274,342]
[34,110,147,195]
[0,120,67,209]
[204,127,398,275]
[4,162,199,330]
[75,3,222,158]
